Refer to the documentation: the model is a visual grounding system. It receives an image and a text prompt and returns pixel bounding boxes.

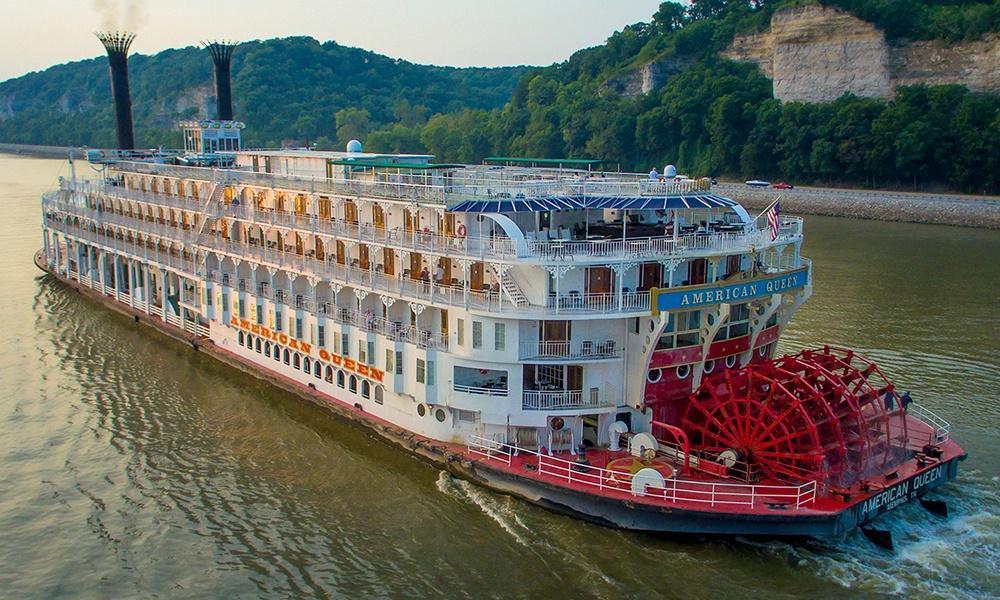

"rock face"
[724,4,1000,102]
[603,56,693,97]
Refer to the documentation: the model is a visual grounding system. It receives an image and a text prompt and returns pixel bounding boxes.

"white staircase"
[501,276,528,307]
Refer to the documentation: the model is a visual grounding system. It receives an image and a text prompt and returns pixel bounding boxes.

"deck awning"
[584,194,739,210]
[447,193,738,213]
[447,196,586,213]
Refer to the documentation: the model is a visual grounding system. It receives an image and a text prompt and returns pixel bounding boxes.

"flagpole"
[752,193,783,224]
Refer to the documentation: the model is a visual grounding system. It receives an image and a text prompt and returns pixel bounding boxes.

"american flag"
[766,202,781,241]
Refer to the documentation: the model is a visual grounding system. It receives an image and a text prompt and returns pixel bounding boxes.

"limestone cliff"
[723,4,1000,102]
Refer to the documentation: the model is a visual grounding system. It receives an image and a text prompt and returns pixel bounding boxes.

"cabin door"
[383,247,395,276]
[585,267,614,295]
[471,262,485,291]
[689,258,707,285]
[640,263,661,291]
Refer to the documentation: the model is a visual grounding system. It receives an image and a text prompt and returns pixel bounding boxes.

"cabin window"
[325,366,334,383]
[472,321,483,349]
[255,338,262,353]
[416,359,426,384]
[494,324,506,351]
[647,369,662,383]
[283,349,290,364]
[395,351,403,375]
[303,357,311,373]
[456,319,465,346]
[337,370,345,388]
[361,380,371,399]
[293,353,301,369]
[374,386,384,405]
[318,325,325,348]
[349,375,358,393]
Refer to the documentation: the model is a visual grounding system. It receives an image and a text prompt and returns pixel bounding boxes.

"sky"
[0,0,664,81]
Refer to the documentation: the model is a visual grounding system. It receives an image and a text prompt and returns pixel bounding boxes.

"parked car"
[745,180,770,187]
[772,182,795,190]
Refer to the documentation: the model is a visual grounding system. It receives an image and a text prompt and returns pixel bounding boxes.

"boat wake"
[743,470,1000,598]
[435,471,536,548]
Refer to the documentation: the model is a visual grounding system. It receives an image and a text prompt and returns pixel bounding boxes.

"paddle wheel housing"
[680,347,912,489]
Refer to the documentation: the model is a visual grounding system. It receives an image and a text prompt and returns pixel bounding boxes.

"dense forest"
[0,37,526,148]
[3,0,1000,191]
[359,0,1000,192]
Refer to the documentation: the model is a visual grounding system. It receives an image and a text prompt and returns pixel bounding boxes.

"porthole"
[417,404,426,417]
[707,313,716,326]
[725,355,737,368]
[648,320,656,332]
[435,408,447,423]
[704,360,715,374]
[646,369,662,384]
[676,364,691,379]
[759,344,769,357]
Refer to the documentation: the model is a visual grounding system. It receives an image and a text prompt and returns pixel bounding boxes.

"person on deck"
[648,168,659,180]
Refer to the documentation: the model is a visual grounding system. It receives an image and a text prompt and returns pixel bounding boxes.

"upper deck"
[96,149,800,266]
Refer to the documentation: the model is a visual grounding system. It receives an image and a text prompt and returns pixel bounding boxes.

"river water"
[1,154,997,599]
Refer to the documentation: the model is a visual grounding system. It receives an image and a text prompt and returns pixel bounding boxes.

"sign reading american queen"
[650,266,809,315]
[230,316,385,382]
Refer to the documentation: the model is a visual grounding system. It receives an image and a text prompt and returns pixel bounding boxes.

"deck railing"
[518,339,621,360]
[468,436,818,509]
[53,178,803,264]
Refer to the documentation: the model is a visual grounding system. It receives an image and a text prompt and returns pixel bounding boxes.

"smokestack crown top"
[202,40,239,63]
[96,31,135,56]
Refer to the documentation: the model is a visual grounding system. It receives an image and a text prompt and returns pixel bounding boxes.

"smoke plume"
[92,0,146,32]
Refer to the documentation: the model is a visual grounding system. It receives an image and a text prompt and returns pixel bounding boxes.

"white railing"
[545,291,651,313]
[468,436,818,509]
[53,177,801,265]
[907,402,951,444]
[522,389,615,410]
[518,339,621,360]
[453,384,509,397]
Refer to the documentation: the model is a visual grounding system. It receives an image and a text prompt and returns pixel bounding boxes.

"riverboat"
[35,36,965,545]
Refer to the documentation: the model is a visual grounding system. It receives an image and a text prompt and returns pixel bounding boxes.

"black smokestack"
[203,41,238,120]
[96,31,136,150]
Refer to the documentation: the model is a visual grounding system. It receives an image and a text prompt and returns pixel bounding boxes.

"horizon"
[0,0,663,83]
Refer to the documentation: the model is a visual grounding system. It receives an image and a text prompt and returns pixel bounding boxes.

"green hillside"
[361,0,1000,192]
[0,36,527,149]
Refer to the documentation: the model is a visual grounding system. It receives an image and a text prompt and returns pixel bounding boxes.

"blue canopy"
[447,196,585,213]
[447,193,738,213]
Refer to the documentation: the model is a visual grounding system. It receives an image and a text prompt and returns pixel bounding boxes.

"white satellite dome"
[664,164,677,178]
[346,139,363,153]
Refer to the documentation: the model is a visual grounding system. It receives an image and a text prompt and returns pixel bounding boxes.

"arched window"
[374,385,384,405]
[293,353,301,369]
[325,366,334,383]
[283,348,290,364]
[274,345,281,360]
[303,357,311,373]
[337,370,345,388]
[314,362,322,378]
[238,331,245,346]
[361,380,370,399]
[255,338,262,353]
[349,375,358,393]
[265,342,271,355]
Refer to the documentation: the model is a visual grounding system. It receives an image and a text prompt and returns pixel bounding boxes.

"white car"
[745,180,770,187]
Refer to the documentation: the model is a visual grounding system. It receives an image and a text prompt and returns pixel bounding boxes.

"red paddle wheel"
[680,347,911,488]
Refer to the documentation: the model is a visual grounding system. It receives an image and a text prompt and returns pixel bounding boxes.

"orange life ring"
[456,224,467,237]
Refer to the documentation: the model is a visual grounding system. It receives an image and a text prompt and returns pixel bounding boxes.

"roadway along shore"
[3,143,998,228]
[715,183,1000,229]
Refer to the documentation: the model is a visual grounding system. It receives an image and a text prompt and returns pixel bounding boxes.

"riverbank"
[716,183,1000,229]
[0,143,89,159]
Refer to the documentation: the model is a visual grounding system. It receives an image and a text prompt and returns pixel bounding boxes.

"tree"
[334,107,372,147]
[653,2,688,32]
